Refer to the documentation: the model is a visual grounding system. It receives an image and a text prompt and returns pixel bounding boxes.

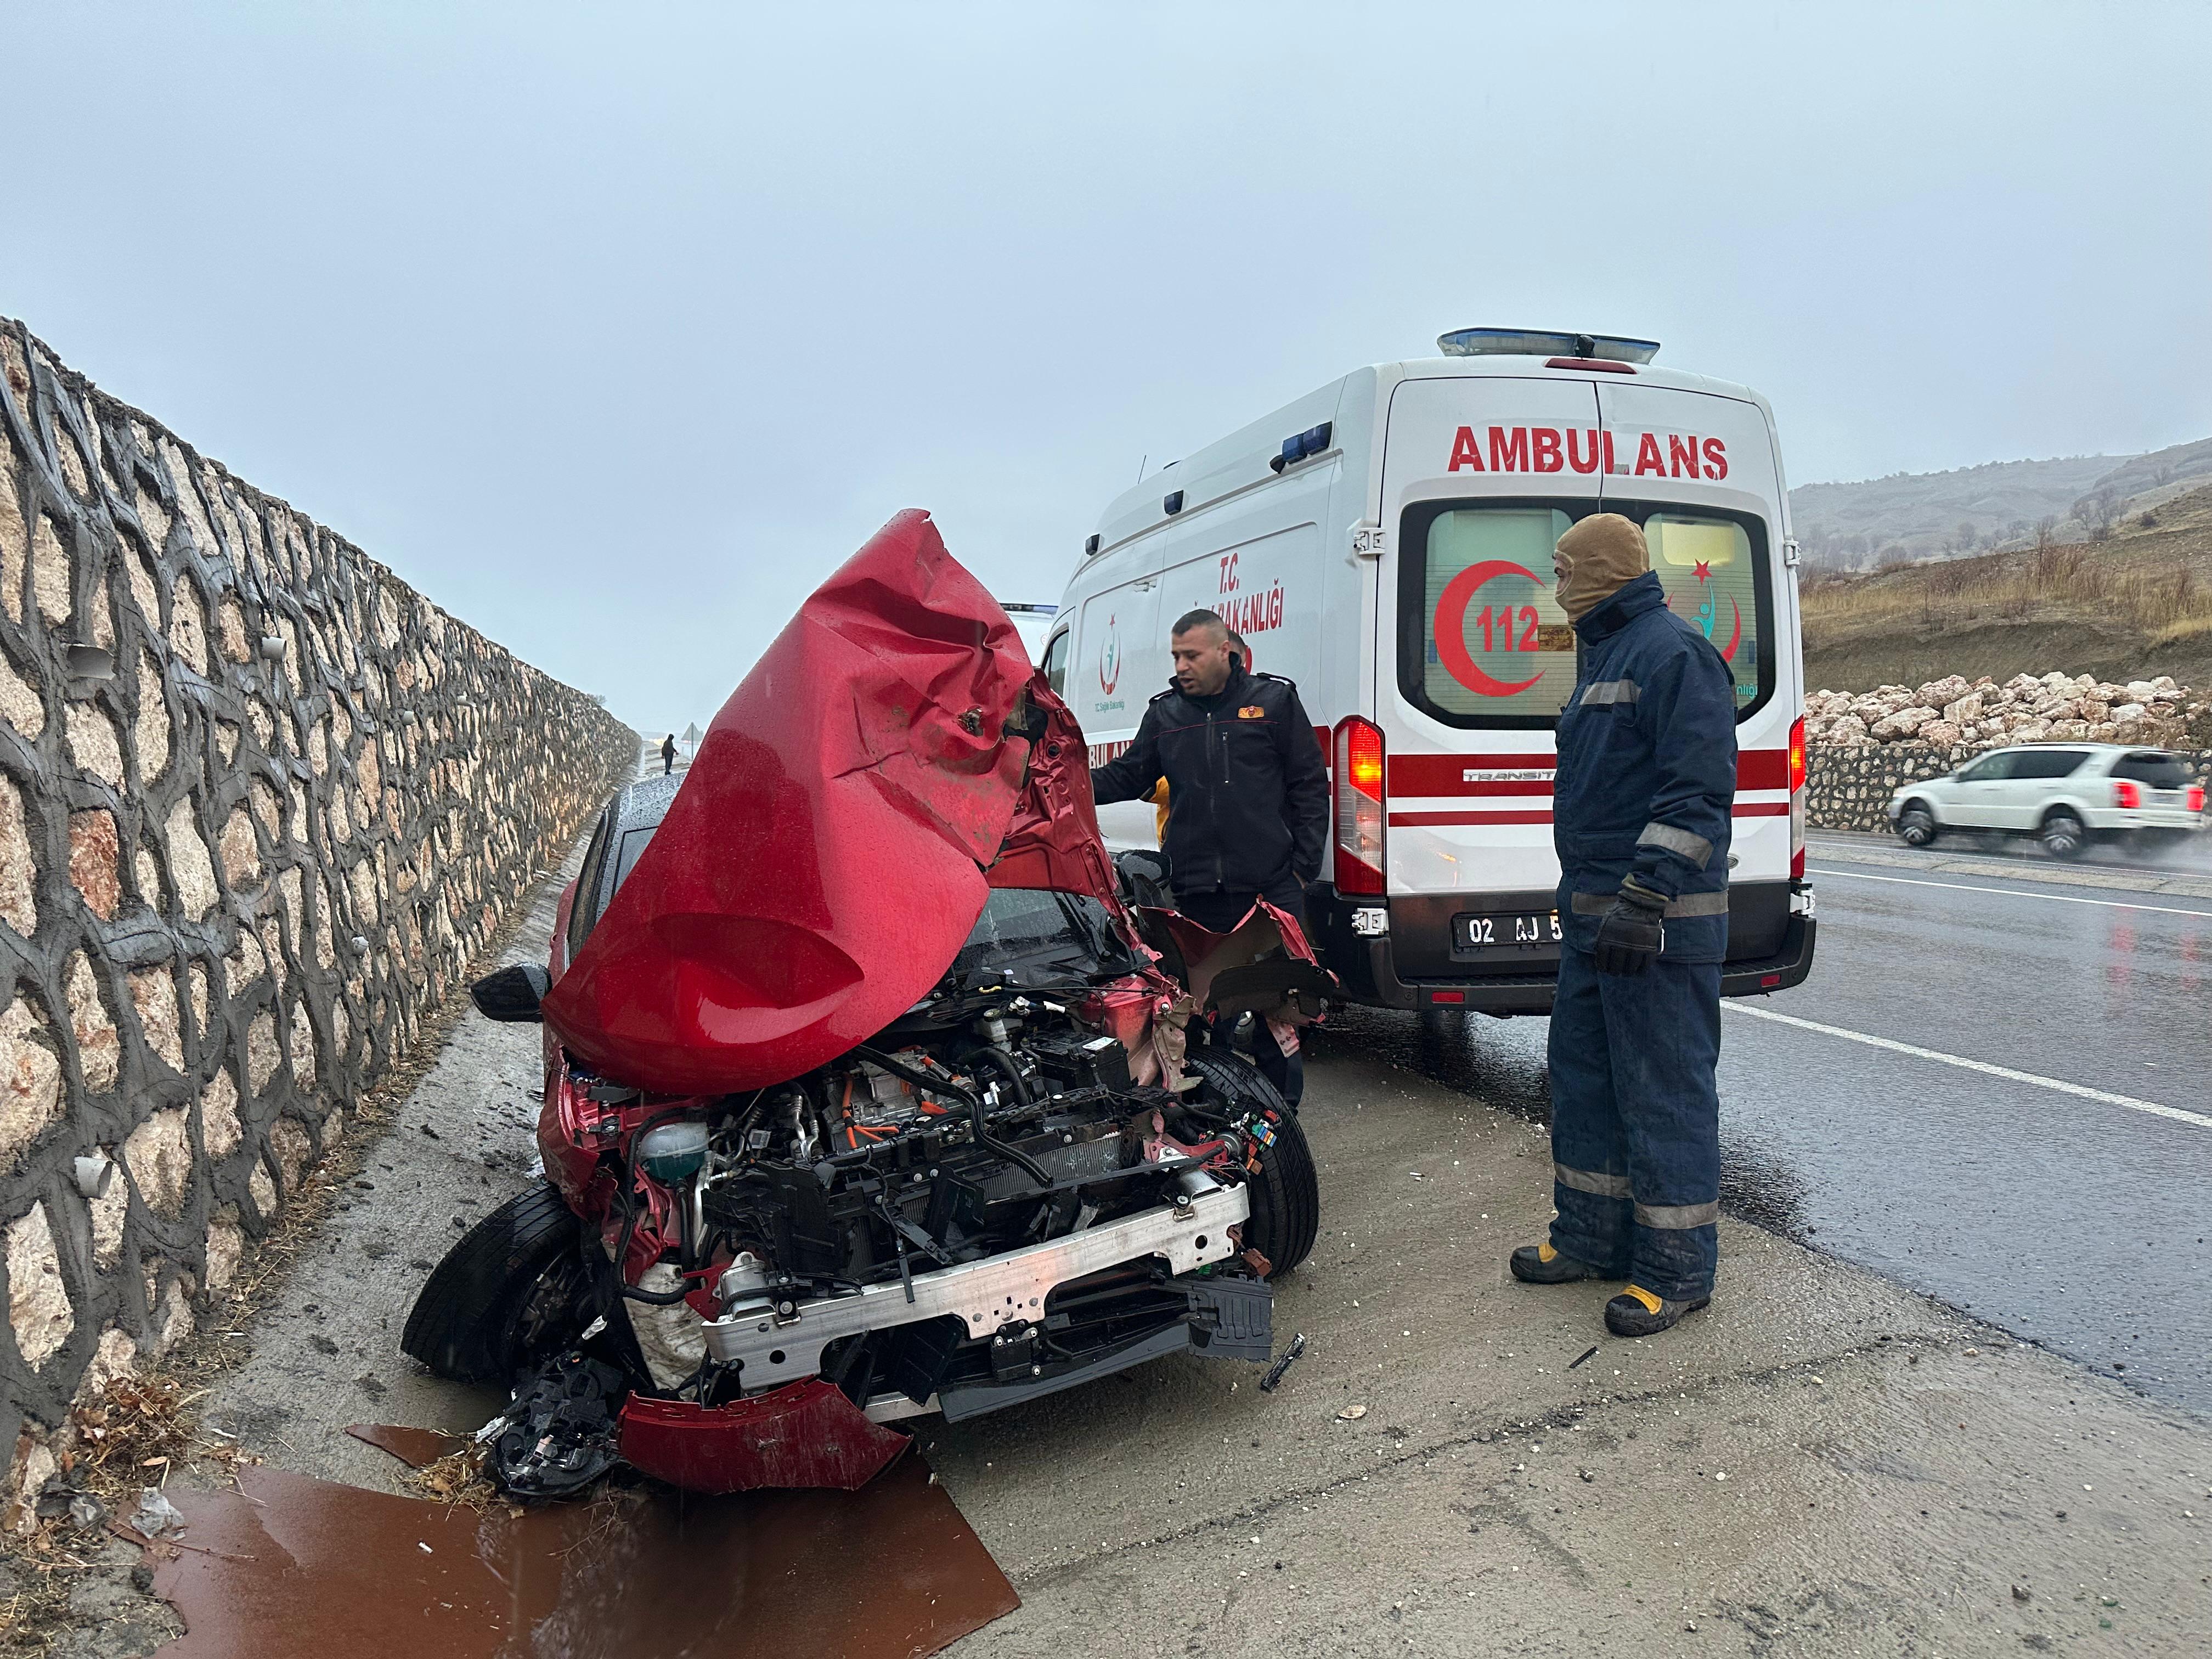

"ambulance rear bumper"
[1304,881,1818,1015]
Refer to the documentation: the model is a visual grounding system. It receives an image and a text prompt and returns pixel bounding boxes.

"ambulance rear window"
[1398,500,1773,728]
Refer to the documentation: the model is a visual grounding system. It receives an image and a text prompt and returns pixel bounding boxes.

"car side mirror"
[471,962,551,1023]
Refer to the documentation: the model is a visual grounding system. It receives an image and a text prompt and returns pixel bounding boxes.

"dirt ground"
[18,829,2212,1657]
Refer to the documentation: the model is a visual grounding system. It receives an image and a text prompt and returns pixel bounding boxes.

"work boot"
[1509,1242,1613,1284]
[1603,1284,1710,1336]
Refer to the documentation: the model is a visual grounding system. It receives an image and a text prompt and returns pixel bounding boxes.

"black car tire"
[2039,809,2088,861]
[1181,1048,1319,1278]
[1895,803,1940,847]
[402,1180,592,1384]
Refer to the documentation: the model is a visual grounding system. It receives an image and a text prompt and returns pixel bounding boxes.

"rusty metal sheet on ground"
[149,1457,1018,1659]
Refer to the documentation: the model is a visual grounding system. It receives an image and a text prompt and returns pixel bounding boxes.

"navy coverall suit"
[1548,572,1738,1301]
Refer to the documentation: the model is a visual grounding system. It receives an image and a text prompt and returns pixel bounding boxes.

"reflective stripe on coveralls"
[1635,821,1714,864]
[1553,1162,1631,1198]
[1635,1200,1722,1229]
[1577,679,1640,707]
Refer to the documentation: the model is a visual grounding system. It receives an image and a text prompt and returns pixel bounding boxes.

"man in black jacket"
[1091,609,1329,1103]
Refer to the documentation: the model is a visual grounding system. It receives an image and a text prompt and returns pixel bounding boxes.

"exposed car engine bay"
[447,895,1316,1500]
[401,512,1325,1501]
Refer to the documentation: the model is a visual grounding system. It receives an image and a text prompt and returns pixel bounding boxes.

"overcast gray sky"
[4,3,2206,730]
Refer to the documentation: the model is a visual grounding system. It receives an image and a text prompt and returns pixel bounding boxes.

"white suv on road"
[1888,744,2206,860]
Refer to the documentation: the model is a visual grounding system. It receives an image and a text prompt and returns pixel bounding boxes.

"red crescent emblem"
[1721,596,1742,662]
[1432,560,1544,697]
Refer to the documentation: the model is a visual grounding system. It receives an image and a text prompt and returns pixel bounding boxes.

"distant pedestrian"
[661,733,677,776]
[1091,608,1326,1104]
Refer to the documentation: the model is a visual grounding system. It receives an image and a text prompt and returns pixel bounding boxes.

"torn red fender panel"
[543,511,1040,1094]
[985,675,1123,907]
[1145,899,1335,1022]
[1077,974,1191,1088]
[618,1381,910,1493]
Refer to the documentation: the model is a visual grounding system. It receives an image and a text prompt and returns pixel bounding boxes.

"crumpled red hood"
[543,510,1118,1096]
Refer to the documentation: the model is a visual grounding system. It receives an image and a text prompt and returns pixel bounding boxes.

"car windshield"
[2111,751,2191,788]
[952,888,1132,978]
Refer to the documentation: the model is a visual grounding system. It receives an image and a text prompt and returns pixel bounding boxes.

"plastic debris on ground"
[1260,1333,1307,1393]
[129,1488,186,1538]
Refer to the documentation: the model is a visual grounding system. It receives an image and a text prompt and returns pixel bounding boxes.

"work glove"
[1590,879,1666,977]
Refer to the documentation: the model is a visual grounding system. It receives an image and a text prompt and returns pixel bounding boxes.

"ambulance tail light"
[1788,713,1808,882]
[1334,716,1386,896]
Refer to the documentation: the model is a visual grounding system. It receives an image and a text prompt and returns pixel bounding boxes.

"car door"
[2002,747,2088,828]
[1948,751,2019,827]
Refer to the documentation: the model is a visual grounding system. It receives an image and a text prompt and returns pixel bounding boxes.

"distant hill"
[1790,437,2212,569]
[2083,436,2212,511]
[1801,479,2212,697]
[1791,455,2123,567]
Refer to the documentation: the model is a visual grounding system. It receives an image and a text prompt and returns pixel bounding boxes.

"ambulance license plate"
[1454,911,1561,953]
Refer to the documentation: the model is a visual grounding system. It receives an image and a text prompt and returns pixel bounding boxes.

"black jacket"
[1090,665,1329,897]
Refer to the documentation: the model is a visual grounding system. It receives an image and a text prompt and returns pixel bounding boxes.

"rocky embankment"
[1805,672,2208,751]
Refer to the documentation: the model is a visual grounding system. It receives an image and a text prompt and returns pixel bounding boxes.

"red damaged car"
[403,512,1325,1498]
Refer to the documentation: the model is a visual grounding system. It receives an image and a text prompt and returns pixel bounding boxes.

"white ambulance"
[1041,328,1816,1015]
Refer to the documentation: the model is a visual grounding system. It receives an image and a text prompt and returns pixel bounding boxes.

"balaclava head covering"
[1553,513,1651,623]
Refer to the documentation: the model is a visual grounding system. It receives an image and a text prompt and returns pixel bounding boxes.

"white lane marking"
[1723,1003,2212,1131]
[1808,865,2212,921]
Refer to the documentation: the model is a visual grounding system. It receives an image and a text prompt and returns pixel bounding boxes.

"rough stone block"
[0,993,63,1165]
[30,512,70,626]
[63,951,119,1091]
[218,806,259,887]
[0,650,42,740]
[5,1202,73,1367]
[68,810,121,921]
[123,1106,192,1216]
[64,702,125,788]
[0,776,36,935]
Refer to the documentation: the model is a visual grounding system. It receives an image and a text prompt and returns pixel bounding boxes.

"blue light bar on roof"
[1437,328,1660,364]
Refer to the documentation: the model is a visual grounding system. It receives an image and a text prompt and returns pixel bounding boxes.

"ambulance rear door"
[1592,379,1793,904]
[1376,375,1604,907]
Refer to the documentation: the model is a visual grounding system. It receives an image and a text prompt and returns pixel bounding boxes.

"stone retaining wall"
[0,319,634,1515]
[1808,742,2212,833]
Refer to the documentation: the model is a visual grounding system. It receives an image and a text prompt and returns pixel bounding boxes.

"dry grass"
[1803,538,2212,638]
[405,1445,501,1513]
[2151,613,2212,647]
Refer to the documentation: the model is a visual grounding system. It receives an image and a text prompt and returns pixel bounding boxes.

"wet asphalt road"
[1307,828,2212,1416]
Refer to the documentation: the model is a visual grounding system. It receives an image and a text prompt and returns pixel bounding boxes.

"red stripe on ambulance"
[1389,751,1788,798]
